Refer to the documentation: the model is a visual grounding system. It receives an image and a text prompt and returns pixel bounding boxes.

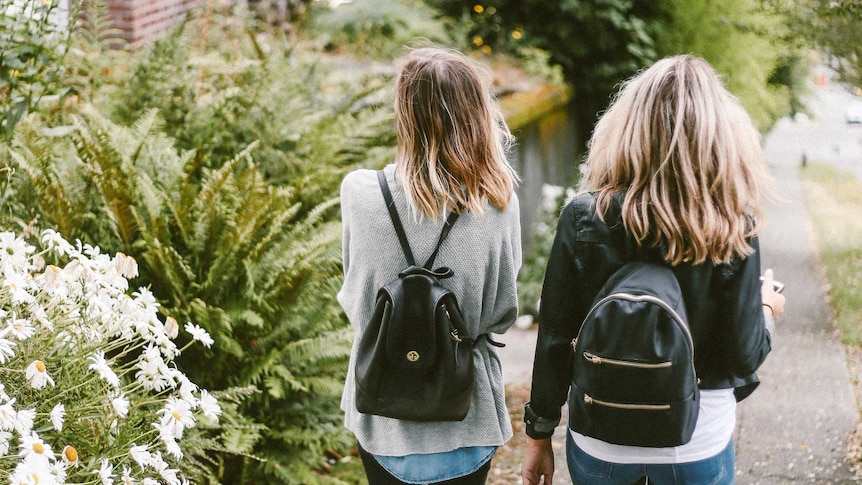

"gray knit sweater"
[338,164,522,456]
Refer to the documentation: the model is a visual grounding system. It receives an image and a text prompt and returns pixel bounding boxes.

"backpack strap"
[378,170,417,266]
[377,170,460,269]
[424,208,460,269]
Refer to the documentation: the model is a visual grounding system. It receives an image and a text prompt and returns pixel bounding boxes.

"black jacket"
[527,192,772,438]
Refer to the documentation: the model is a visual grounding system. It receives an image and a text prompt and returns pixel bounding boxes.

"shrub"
[99,13,395,209]
[0,226,242,483]
[7,110,352,482]
[0,0,78,139]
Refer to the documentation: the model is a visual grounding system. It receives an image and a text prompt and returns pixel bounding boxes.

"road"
[774,77,862,178]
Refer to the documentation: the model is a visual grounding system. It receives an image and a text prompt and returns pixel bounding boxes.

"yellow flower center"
[172,411,182,420]
[64,445,78,462]
[33,442,45,454]
[35,360,46,373]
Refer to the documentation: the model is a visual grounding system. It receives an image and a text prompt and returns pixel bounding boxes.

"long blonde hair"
[394,47,518,219]
[580,55,770,265]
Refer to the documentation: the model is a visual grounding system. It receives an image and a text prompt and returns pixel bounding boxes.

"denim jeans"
[566,432,735,485]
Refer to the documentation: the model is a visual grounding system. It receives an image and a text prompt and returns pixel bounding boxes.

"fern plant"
[8,110,354,482]
[101,15,396,209]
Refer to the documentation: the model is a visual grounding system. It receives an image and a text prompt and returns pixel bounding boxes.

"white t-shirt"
[571,388,735,464]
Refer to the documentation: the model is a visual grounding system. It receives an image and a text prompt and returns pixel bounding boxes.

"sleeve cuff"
[764,312,775,338]
[524,403,560,439]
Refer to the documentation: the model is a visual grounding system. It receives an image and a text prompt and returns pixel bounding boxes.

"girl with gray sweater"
[338,47,522,484]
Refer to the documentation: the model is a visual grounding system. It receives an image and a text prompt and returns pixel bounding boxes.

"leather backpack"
[569,261,699,447]
[354,171,475,422]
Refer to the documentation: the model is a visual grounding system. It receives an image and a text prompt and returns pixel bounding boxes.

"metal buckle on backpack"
[450,329,462,342]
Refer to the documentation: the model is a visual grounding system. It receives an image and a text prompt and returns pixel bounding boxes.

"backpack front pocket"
[582,351,672,369]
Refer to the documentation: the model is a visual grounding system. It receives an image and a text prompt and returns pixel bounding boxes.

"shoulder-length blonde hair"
[394,47,518,219]
[580,55,771,265]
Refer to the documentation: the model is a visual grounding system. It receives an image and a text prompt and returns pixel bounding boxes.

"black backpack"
[354,171,475,422]
[569,261,699,447]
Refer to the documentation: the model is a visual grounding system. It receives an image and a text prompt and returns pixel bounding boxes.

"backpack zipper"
[583,351,672,369]
[583,394,671,411]
[575,292,696,377]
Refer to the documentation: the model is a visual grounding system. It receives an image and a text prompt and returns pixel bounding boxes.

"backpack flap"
[383,267,453,372]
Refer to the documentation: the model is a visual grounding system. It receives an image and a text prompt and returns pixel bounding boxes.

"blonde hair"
[580,55,770,265]
[394,47,518,219]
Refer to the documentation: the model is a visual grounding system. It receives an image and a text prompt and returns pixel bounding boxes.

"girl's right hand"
[522,437,554,485]
[761,269,786,318]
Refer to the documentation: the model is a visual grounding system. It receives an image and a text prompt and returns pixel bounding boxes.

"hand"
[761,269,786,318]
[522,437,554,485]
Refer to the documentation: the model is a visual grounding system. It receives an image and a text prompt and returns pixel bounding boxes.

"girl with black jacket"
[521,55,786,485]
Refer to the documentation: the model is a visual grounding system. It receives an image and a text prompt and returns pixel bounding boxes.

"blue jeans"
[566,432,735,485]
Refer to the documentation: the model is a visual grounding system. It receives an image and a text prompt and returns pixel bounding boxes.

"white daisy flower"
[121,466,135,485]
[176,375,198,406]
[0,337,15,364]
[25,359,55,389]
[51,460,67,483]
[18,431,55,463]
[135,345,175,391]
[0,398,16,431]
[114,252,139,279]
[88,350,121,388]
[4,272,34,304]
[9,460,58,485]
[0,430,11,456]
[129,444,150,469]
[49,403,65,431]
[199,390,222,421]
[184,322,214,348]
[96,457,114,485]
[14,407,36,435]
[40,229,74,256]
[111,393,130,419]
[148,451,179,485]
[62,445,78,467]
[5,316,35,341]
[159,424,183,460]
[0,232,34,268]
[157,397,195,440]
[163,316,179,339]
[41,264,62,288]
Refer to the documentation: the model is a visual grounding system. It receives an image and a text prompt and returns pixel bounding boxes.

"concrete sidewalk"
[498,119,860,483]
[732,117,858,483]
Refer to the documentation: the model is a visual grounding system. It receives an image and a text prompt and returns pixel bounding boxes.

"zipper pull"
[584,352,602,364]
[584,394,593,404]
[571,338,577,349]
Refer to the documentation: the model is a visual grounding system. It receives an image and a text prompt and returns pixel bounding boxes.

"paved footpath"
[498,115,860,483]
[733,114,858,483]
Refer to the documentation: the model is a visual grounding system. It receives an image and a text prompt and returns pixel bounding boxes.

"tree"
[430,0,808,137]
[809,0,862,90]
[653,0,804,129]
[428,0,666,147]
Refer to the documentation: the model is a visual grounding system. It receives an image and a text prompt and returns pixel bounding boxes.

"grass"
[799,163,862,345]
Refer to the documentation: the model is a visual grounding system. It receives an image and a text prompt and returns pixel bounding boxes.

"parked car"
[847,101,862,124]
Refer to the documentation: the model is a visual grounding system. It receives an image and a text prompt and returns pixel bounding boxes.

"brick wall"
[102,0,202,47]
